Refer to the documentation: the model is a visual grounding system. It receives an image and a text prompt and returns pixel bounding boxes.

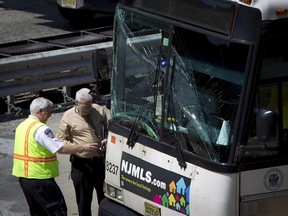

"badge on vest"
[44,129,54,138]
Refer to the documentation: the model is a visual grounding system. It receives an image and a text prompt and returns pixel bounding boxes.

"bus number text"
[106,161,119,175]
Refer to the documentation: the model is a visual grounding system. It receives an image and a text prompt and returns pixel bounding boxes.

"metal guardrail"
[0,42,113,97]
[0,28,113,98]
[0,28,114,114]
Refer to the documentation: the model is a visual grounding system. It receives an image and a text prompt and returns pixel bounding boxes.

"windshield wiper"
[126,114,140,148]
[127,38,167,147]
[166,57,187,169]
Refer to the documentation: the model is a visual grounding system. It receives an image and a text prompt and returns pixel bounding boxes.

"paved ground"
[0,0,72,44]
[0,0,114,44]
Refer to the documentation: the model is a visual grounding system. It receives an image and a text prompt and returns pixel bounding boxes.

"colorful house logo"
[153,177,190,215]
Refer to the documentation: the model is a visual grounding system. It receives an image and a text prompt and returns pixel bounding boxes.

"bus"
[98,0,288,215]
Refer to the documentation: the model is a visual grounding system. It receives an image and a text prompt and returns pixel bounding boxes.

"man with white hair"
[57,88,109,216]
[12,97,98,216]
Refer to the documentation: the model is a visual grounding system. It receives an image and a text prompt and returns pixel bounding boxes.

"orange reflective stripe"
[13,154,57,162]
[24,121,41,177]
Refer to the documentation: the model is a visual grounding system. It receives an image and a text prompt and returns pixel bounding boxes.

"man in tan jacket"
[57,88,109,216]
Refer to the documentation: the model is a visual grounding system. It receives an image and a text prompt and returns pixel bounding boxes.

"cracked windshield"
[111,8,249,163]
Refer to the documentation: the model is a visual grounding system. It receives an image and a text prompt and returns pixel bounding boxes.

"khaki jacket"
[57,104,109,158]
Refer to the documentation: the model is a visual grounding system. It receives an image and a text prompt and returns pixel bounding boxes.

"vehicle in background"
[97,0,288,215]
[46,0,118,23]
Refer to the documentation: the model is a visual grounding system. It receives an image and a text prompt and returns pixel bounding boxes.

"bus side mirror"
[257,108,277,143]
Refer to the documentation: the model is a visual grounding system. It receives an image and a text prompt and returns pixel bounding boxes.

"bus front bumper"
[98,198,140,216]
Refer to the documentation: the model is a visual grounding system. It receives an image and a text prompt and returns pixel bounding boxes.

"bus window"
[246,83,288,157]
[159,27,247,162]
[111,10,170,139]
[111,9,251,163]
[245,32,288,160]
[282,84,288,130]
[282,83,288,151]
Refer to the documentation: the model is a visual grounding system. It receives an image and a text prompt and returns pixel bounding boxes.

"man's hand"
[82,144,99,152]
[100,139,107,151]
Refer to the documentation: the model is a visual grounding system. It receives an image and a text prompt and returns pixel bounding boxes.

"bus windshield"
[111,8,249,163]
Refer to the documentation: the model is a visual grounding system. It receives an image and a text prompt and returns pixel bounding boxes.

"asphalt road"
[0,0,71,44]
[0,0,113,215]
[0,0,114,44]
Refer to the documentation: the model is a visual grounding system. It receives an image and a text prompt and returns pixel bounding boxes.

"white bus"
[98,0,288,215]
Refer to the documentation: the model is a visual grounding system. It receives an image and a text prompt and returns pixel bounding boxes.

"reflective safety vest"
[12,117,59,179]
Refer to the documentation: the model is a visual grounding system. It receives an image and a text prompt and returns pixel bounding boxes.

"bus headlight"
[107,184,123,201]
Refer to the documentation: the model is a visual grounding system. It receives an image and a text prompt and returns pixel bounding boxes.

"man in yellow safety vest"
[12,97,99,216]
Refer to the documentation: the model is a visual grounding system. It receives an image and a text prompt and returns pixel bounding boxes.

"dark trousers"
[19,178,67,216]
[70,155,105,216]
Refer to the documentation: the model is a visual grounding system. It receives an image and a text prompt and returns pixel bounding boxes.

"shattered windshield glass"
[111,8,248,163]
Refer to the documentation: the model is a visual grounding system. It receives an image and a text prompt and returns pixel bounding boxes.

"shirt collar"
[29,115,40,121]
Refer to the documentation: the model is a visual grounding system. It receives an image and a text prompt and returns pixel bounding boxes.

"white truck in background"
[46,0,118,23]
